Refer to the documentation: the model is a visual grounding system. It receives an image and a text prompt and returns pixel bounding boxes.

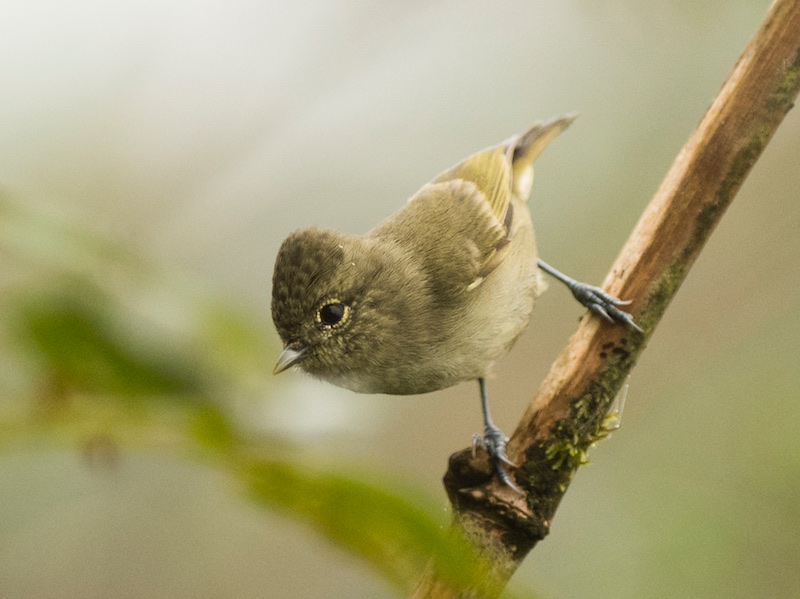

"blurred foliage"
[0,193,540,598]
[243,459,535,598]
[1,2,797,597]
[18,288,203,398]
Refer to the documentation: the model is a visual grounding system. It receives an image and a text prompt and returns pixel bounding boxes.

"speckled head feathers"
[271,227,347,345]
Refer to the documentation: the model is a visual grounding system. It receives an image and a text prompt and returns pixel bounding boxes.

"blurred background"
[1,1,798,597]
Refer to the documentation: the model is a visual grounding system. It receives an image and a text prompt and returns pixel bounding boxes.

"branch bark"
[412,1,800,597]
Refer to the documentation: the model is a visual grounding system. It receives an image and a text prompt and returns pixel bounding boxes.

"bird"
[270,116,639,491]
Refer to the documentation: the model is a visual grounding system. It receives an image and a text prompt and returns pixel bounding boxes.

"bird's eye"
[317,300,349,328]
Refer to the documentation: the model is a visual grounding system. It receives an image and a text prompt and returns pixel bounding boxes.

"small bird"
[271,116,639,491]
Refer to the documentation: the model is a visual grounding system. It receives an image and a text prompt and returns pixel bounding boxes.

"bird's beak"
[273,345,308,374]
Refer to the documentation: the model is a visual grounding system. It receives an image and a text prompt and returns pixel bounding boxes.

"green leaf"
[15,289,203,399]
[242,458,485,593]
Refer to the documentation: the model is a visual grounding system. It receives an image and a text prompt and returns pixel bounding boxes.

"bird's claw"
[568,282,643,333]
[472,425,522,493]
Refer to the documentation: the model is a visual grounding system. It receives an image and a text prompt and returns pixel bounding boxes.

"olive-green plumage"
[271,116,575,395]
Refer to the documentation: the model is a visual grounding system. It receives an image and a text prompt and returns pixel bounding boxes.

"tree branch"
[412,1,800,597]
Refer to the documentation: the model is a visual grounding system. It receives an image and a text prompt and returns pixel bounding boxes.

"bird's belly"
[326,203,539,397]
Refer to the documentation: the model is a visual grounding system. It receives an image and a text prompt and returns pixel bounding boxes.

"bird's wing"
[435,143,514,230]
[370,144,515,299]
[430,143,515,290]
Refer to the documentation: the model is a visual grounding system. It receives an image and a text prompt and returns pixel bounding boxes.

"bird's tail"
[510,114,576,200]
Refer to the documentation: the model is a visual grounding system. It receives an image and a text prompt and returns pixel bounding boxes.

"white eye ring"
[316,300,350,328]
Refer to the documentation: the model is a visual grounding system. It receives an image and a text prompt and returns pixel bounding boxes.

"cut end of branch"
[416,2,800,597]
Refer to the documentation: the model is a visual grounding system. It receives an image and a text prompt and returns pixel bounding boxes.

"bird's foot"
[472,424,522,494]
[568,281,643,333]
[536,261,643,332]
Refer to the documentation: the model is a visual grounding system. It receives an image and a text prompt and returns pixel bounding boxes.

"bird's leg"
[472,378,522,493]
[537,259,643,332]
